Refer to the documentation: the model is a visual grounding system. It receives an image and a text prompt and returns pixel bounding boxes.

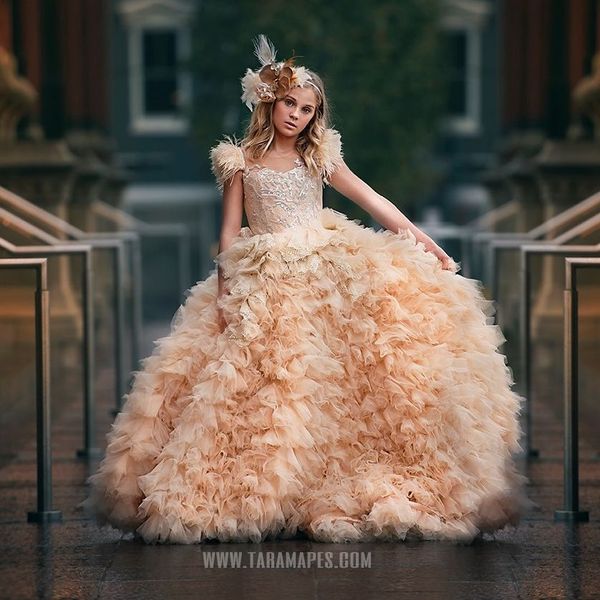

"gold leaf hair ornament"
[240,34,320,112]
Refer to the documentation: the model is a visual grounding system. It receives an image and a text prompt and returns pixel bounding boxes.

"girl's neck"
[271,131,298,155]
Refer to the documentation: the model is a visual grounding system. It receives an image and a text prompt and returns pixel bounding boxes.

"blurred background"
[1,0,599,462]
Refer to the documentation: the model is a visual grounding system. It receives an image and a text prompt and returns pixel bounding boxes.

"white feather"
[209,137,245,192]
[253,34,277,66]
[319,128,344,185]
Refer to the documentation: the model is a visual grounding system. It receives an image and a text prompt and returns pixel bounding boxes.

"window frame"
[441,22,482,136]
[128,23,191,134]
[440,0,492,137]
[119,0,193,136]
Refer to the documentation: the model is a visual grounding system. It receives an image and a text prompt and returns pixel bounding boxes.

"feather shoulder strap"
[209,135,245,192]
[318,128,344,185]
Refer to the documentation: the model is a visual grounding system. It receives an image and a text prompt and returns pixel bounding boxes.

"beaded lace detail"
[242,157,324,235]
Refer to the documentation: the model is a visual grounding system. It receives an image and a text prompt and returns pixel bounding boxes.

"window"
[118,0,193,135]
[441,0,491,136]
[441,25,481,136]
[143,29,179,115]
[445,30,468,117]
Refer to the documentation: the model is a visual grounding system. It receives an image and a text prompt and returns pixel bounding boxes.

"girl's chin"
[277,125,301,136]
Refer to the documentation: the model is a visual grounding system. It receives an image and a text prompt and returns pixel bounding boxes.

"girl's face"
[272,87,319,138]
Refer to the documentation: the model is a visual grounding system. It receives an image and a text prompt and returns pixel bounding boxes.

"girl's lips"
[284,122,296,128]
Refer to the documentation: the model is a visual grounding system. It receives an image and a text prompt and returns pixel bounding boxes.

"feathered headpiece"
[240,34,320,111]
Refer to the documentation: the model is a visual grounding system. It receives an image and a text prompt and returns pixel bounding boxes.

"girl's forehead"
[286,88,318,106]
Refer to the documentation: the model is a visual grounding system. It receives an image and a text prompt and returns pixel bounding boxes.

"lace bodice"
[242,158,323,235]
[209,128,344,235]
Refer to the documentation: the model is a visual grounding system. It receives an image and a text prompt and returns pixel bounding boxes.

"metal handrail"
[90,200,191,377]
[79,229,141,382]
[466,199,521,231]
[91,199,193,358]
[528,191,600,238]
[0,233,99,458]
[518,243,600,458]
[477,189,600,245]
[460,199,528,281]
[554,256,600,523]
[0,205,128,412]
[474,190,600,287]
[0,258,62,523]
[553,212,600,244]
[0,206,62,244]
[421,201,521,273]
[489,211,600,303]
[0,186,140,389]
[469,232,531,282]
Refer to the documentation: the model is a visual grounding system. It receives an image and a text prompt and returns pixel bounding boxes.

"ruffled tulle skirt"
[82,207,531,543]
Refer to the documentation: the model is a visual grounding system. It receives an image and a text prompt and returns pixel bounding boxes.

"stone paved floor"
[1,339,599,599]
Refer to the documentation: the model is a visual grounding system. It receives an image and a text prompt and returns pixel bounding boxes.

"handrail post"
[113,244,126,414]
[0,258,62,523]
[76,238,128,415]
[34,261,54,520]
[178,227,191,294]
[77,237,129,415]
[0,196,133,418]
[519,244,600,460]
[460,235,471,278]
[554,257,597,522]
[0,234,101,459]
[76,249,100,458]
[131,237,143,375]
[519,249,539,457]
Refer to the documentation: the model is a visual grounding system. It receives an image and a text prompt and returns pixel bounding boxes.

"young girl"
[84,35,530,544]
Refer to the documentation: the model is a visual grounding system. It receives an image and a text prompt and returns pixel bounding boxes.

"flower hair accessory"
[240,34,320,111]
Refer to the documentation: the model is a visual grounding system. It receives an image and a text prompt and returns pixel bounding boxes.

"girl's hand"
[421,236,455,271]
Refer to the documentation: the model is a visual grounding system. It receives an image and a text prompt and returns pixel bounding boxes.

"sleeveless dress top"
[242,157,324,234]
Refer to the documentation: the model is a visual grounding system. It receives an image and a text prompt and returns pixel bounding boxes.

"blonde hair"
[241,70,331,179]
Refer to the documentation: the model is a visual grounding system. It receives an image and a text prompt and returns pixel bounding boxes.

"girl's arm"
[328,160,454,270]
[217,169,244,298]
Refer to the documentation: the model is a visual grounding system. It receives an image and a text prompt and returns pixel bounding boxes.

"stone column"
[0,139,82,337]
[0,44,80,338]
[531,140,600,341]
[0,47,37,143]
[100,166,130,213]
[68,155,107,232]
[503,132,546,232]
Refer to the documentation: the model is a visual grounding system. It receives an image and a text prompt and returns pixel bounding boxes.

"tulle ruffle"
[82,207,531,544]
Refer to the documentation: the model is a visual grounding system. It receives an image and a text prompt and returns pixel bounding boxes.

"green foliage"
[191,0,446,215]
